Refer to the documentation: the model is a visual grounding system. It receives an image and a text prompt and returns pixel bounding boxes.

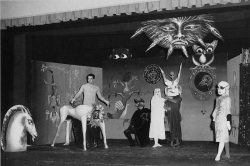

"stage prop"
[239,63,250,147]
[189,40,218,115]
[227,51,250,147]
[192,40,218,68]
[241,48,250,65]
[109,48,132,60]
[143,64,161,84]
[107,72,139,119]
[227,54,241,144]
[51,104,108,151]
[31,61,102,145]
[1,105,37,152]
[131,14,223,59]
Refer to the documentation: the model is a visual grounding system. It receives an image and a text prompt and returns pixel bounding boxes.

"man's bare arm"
[96,88,109,106]
[71,85,84,103]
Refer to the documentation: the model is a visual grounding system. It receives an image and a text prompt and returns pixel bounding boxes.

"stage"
[1,140,250,166]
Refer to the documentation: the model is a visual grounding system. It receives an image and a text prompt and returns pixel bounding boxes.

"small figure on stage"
[124,98,151,147]
[212,81,232,161]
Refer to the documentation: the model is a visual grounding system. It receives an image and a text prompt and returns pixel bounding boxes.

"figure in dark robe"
[124,98,151,147]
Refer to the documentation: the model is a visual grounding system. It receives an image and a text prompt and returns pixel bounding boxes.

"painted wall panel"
[31,60,102,145]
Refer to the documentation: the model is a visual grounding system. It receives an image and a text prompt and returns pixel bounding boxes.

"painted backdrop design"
[31,60,102,145]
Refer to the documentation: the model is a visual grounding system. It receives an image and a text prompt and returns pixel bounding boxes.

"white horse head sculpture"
[1,105,37,152]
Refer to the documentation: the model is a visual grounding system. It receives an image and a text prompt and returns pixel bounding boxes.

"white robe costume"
[149,89,166,139]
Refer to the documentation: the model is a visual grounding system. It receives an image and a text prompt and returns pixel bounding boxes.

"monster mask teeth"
[181,46,189,58]
[167,45,174,59]
[197,38,206,47]
[131,27,144,39]
[146,37,164,52]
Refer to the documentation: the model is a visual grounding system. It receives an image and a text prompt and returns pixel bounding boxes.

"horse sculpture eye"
[28,119,33,125]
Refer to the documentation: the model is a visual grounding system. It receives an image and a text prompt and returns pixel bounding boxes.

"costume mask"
[169,71,175,80]
[217,81,229,96]
[154,88,161,97]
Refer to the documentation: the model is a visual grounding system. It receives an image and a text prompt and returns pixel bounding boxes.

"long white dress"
[149,95,166,139]
[212,95,231,143]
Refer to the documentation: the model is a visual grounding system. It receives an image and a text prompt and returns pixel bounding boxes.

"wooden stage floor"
[1,140,250,166]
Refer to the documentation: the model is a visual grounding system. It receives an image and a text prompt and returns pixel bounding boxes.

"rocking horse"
[51,103,108,151]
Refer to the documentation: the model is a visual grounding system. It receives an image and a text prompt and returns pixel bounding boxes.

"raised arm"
[159,67,169,86]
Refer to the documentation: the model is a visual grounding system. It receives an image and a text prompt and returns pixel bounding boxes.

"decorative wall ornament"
[107,72,139,119]
[241,48,250,65]
[41,67,61,123]
[143,64,161,84]
[109,48,132,60]
[131,14,223,59]
[189,66,216,101]
[192,40,217,68]
[190,39,218,102]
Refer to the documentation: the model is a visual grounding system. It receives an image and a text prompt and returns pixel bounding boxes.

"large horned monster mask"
[131,14,223,59]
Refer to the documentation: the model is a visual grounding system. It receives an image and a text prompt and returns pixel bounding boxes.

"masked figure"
[160,63,183,147]
[212,81,232,161]
[124,98,151,147]
[149,88,168,148]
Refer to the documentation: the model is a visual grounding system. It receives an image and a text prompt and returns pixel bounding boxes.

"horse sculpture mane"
[1,105,37,152]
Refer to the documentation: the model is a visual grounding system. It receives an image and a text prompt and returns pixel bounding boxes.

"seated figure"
[124,98,151,147]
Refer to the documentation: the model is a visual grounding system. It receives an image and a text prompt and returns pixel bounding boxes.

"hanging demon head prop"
[131,14,223,59]
[109,48,132,60]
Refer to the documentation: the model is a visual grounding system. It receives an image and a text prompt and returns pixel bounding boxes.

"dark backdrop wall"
[101,51,227,140]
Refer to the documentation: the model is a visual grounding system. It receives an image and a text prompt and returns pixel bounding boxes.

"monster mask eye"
[160,24,176,32]
[206,47,213,54]
[112,54,120,59]
[120,54,128,59]
[184,24,201,31]
[196,48,203,54]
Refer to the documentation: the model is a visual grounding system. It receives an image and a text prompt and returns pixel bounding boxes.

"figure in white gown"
[149,88,168,148]
[212,81,232,161]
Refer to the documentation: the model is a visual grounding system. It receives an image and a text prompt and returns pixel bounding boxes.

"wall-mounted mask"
[241,48,250,64]
[109,48,132,60]
[131,14,223,59]
[192,40,218,67]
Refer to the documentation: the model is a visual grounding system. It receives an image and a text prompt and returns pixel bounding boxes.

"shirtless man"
[71,73,109,106]
[70,73,109,147]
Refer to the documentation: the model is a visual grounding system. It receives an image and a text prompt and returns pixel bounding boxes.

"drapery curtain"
[1,0,248,29]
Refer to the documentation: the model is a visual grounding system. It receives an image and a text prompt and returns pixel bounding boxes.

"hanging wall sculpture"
[241,48,250,65]
[109,48,132,60]
[131,14,223,59]
[189,40,218,101]
[143,64,162,84]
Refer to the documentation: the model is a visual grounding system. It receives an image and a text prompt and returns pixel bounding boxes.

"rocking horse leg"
[81,116,87,151]
[51,121,64,146]
[51,109,68,147]
[64,120,71,145]
[99,121,108,149]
